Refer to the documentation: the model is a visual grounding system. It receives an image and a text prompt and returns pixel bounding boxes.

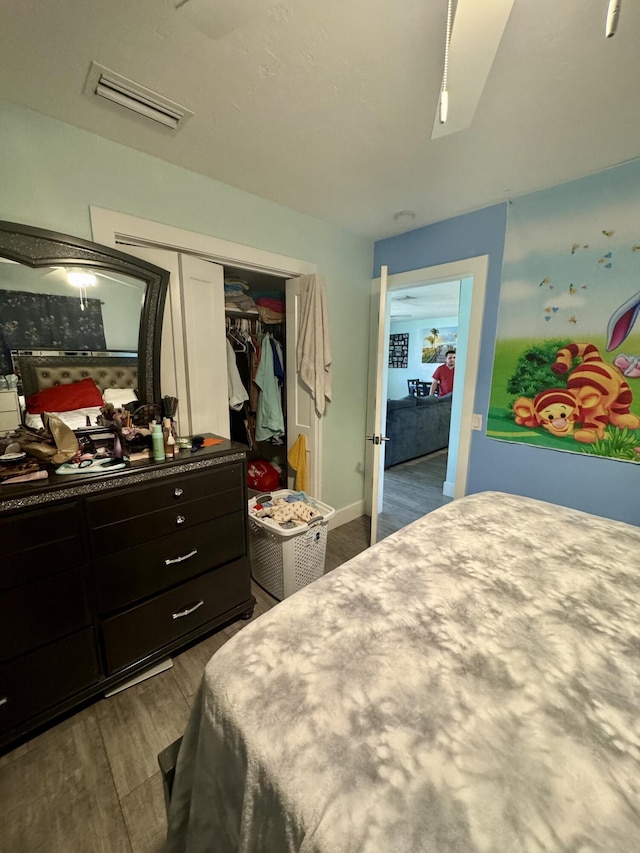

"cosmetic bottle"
[152,423,165,461]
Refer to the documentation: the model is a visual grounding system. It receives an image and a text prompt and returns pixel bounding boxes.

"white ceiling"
[390,281,460,322]
[1,0,638,240]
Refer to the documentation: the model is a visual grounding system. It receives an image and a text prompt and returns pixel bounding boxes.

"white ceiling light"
[394,210,416,228]
[66,270,97,288]
[84,62,193,130]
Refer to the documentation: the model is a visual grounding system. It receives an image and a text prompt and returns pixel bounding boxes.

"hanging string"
[440,0,453,124]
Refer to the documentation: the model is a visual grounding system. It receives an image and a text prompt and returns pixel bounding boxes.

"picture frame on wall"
[421,326,458,363]
[388,332,409,368]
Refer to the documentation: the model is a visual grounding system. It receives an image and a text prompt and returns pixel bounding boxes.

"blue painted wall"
[374,189,639,526]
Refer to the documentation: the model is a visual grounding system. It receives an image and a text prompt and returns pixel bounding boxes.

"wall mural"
[388,332,409,368]
[487,163,640,464]
[421,326,457,363]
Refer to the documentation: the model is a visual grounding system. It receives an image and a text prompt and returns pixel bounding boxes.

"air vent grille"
[84,62,193,130]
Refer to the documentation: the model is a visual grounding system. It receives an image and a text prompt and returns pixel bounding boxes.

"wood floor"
[0,461,445,853]
[377,449,452,541]
[0,522,370,853]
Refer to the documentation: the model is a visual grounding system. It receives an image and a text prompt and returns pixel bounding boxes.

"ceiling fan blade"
[175,0,285,40]
[431,0,516,140]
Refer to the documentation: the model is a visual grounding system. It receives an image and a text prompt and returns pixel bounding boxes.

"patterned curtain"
[0,290,106,375]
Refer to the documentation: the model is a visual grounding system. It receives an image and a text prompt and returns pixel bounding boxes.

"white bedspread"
[166,491,640,853]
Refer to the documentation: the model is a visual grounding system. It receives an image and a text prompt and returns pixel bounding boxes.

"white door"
[364,257,488,539]
[364,265,389,545]
[121,247,228,438]
[285,276,321,498]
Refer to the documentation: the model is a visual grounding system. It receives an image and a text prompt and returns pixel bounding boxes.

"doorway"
[377,280,461,538]
[365,256,488,543]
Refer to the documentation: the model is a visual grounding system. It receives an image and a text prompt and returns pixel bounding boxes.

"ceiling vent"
[84,62,193,130]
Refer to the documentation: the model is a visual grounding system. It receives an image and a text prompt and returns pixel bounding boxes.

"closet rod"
[225,309,260,320]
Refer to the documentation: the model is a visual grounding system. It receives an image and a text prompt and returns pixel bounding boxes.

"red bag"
[247,459,280,491]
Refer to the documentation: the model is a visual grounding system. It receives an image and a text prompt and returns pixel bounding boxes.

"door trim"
[90,207,323,496]
[367,255,487,507]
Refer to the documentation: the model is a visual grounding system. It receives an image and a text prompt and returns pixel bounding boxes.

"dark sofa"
[384,395,452,468]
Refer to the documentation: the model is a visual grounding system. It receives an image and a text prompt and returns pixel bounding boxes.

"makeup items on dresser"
[152,423,165,461]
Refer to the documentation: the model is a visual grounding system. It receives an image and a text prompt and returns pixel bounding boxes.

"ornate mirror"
[0,221,169,405]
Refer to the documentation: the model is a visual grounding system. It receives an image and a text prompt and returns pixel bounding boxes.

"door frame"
[365,255,487,516]
[90,206,323,496]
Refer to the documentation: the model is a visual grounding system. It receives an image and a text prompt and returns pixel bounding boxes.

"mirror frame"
[0,220,169,405]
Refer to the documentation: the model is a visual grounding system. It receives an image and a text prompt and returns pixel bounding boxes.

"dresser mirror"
[0,221,169,404]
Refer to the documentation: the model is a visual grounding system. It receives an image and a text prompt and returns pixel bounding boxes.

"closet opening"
[223,264,289,492]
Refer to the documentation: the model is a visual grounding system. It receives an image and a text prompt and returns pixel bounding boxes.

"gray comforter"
[166,491,640,852]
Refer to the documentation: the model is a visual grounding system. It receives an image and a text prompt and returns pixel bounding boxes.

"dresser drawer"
[0,628,100,736]
[0,567,90,662]
[95,511,246,614]
[102,557,251,673]
[1,502,85,590]
[89,489,244,556]
[86,464,243,529]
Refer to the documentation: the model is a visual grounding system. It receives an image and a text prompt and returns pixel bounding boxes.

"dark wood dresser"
[0,437,254,752]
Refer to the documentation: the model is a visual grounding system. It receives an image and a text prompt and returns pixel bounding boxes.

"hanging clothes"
[226,339,249,411]
[296,273,332,416]
[255,332,285,443]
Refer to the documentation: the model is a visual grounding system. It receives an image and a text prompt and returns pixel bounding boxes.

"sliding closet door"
[121,246,227,438]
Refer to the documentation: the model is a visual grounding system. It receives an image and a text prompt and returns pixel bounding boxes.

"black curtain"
[0,290,106,375]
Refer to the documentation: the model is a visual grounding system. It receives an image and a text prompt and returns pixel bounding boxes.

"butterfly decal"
[604,252,612,259]
[544,315,551,322]
[552,306,559,313]
[539,277,550,287]
[602,230,615,237]
[571,243,589,253]
[569,283,576,295]
[544,307,551,314]
[632,245,640,252]
[568,315,577,324]
[605,263,612,269]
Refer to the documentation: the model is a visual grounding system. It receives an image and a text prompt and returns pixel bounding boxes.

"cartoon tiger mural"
[513,342,640,443]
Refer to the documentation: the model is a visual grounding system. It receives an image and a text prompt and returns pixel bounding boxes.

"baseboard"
[328,499,365,530]
[443,480,455,498]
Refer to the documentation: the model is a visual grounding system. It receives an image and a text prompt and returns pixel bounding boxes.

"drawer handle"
[175,515,186,526]
[174,488,184,498]
[172,600,204,620]
[165,549,198,566]
[0,697,7,707]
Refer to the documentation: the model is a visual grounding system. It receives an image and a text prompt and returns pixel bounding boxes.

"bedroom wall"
[387,315,459,400]
[374,168,639,526]
[0,99,373,513]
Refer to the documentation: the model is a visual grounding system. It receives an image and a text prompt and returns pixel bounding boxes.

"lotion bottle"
[152,423,165,461]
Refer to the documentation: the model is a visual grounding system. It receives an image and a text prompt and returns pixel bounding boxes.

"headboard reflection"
[19,352,138,399]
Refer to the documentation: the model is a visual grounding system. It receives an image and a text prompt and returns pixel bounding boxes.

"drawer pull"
[165,549,198,566]
[174,487,184,498]
[0,697,7,707]
[172,600,204,620]
[175,515,186,526]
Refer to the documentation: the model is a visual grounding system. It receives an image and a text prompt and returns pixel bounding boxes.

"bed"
[15,350,138,429]
[165,491,640,853]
